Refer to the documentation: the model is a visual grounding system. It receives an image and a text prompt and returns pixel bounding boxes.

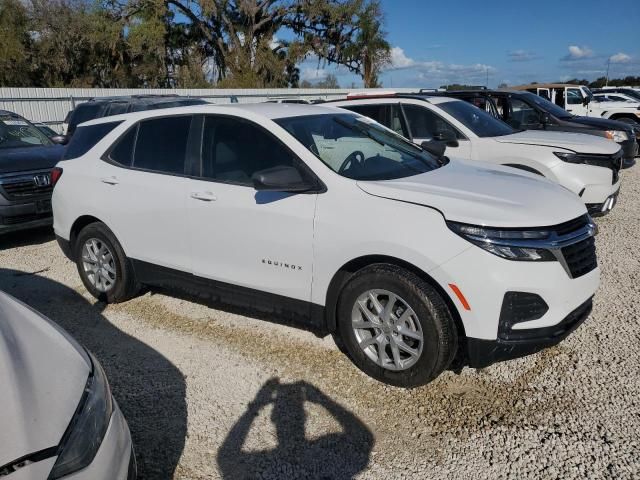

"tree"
[0,0,31,86]
[344,0,389,87]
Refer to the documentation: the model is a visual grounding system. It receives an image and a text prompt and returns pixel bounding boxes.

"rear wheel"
[336,264,457,388]
[75,222,139,303]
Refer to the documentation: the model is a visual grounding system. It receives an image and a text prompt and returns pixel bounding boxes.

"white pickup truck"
[512,83,640,126]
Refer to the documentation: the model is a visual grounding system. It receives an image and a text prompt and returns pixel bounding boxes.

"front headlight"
[49,351,113,479]
[605,130,629,142]
[447,222,556,261]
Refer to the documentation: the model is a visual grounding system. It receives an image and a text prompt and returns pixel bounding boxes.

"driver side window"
[200,116,300,186]
[566,89,583,105]
[507,98,540,128]
[402,104,461,139]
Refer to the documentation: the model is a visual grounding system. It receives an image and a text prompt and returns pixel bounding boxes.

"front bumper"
[429,237,599,366]
[587,188,620,216]
[465,297,592,368]
[0,195,52,234]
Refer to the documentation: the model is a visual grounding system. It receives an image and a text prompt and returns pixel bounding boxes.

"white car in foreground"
[0,291,135,479]
[53,103,598,388]
[332,94,623,215]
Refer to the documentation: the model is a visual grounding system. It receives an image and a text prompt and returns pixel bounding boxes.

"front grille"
[553,214,590,236]
[1,212,51,225]
[0,172,53,199]
[561,236,597,278]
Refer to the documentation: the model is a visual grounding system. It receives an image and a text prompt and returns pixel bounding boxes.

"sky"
[299,0,640,88]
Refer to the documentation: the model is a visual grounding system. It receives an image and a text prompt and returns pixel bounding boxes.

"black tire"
[613,117,639,126]
[74,222,139,303]
[336,264,457,388]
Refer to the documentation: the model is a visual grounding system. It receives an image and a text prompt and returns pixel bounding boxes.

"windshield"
[437,100,515,137]
[0,116,53,149]
[275,113,441,181]
[518,92,573,119]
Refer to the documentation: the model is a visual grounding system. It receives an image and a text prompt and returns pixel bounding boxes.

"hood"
[570,115,636,133]
[0,144,65,175]
[494,130,620,154]
[357,159,586,228]
[0,291,89,467]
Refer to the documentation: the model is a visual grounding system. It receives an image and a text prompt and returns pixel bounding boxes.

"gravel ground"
[1,168,639,480]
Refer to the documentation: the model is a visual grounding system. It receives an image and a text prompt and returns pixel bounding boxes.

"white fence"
[0,87,416,133]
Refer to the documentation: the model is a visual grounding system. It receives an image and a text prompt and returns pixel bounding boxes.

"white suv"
[331,95,623,216]
[52,104,599,388]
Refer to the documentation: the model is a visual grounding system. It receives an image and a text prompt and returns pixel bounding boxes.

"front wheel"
[74,222,139,303]
[336,264,457,388]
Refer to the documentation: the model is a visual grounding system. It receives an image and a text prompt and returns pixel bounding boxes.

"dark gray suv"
[0,110,65,234]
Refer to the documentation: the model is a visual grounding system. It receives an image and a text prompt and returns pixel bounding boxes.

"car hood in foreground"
[357,159,586,228]
[0,291,89,467]
[493,130,620,154]
[0,144,65,175]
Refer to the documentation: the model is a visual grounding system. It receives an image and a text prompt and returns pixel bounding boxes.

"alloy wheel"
[81,238,117,293]
[351,289,424,371]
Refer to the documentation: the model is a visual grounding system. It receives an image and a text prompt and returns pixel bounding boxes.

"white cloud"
[507,50,538,62]
[383,46,495,85]
[564,45,594,60]
[610,52,631,64]
[389,47,416,69]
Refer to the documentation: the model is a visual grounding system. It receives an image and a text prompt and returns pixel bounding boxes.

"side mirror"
[540,112,551,125]
[583,97,591,106]
[434,130,459,148]
[420,140,446,157]
[50,135,69,145]
[252,165,315,193]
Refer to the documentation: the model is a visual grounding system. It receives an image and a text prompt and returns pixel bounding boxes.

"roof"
[0,110,24,118]
[80,102,347,127]
[510,83,585,90]
[325,94,460,105]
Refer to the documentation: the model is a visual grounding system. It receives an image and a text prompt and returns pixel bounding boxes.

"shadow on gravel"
[0,227,54,251]
[0,268,187,480]
[218,378,373,480]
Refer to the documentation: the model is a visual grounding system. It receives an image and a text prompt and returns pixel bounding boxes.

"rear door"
[97,115,194,271]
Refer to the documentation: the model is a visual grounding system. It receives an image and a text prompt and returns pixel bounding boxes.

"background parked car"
[512,83,640,126]
[429,89,639,165]
[593,92,640,104]
[0,290,135,479]
[63,95,209,139]
[0,110,66,234]
[593,87,640,102]
[331,94,622,215]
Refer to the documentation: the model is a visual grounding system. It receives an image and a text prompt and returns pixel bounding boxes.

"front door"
[187,115,317,304]
[566,87,589,116]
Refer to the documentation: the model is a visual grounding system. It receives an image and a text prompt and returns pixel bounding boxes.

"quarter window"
[132,116,192,174]
[108,127,137,166]
[200,116,300,185]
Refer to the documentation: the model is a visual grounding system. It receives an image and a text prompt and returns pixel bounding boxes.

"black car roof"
[81,95,201,105]
[0,110,26,118]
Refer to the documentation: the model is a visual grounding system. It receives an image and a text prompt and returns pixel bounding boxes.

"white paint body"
[331,97,621,206]
[53,103,599,345]
[0,291,133,479]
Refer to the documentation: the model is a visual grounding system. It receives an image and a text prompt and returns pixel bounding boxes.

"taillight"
[51,167,63,187]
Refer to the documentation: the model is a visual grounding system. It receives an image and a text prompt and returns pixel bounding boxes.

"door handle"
[100,176,119,185]
[190,191,217,202]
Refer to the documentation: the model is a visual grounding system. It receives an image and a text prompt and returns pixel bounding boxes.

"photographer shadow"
[0,268,187,480]
[218,378,374,480]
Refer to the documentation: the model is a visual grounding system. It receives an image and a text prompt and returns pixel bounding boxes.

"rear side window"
[132,116,192,174]
[63,121,121,160]
[342,104,388,125]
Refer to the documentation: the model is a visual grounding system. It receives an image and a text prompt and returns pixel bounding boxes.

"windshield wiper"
[334,117,386,147]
